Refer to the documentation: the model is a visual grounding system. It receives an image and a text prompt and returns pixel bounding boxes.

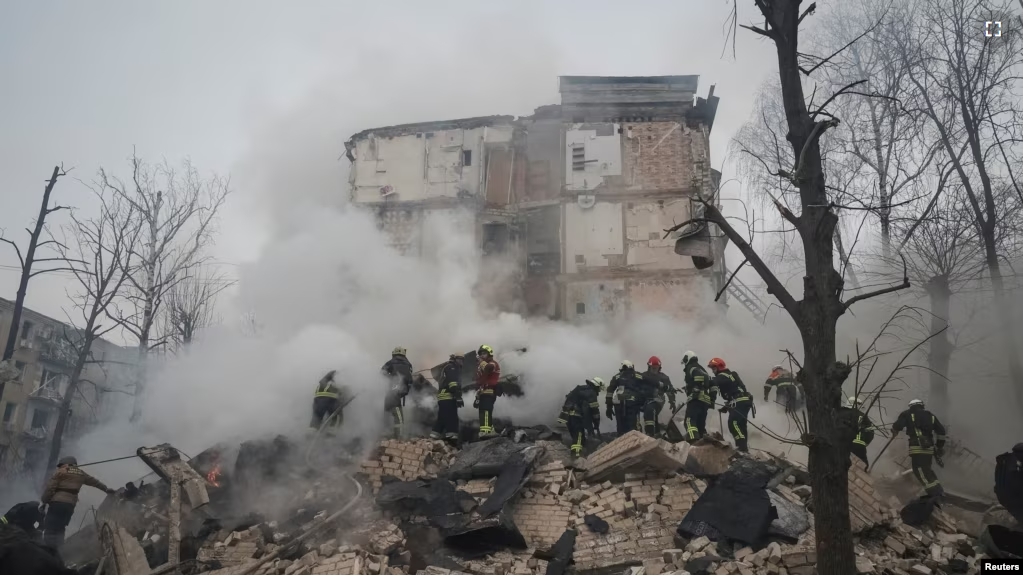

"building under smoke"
[344,75,766,323]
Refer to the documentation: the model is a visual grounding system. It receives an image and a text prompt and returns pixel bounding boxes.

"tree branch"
[842,253,910,311]
[715,258,748,302]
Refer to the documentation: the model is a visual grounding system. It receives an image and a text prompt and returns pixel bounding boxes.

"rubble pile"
[54,430,1014,575]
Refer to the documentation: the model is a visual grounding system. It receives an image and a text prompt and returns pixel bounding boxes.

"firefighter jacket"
[683,361,717,407]
[558,383,601,430]
[892,406,946,454]
[476,358,501,395]
[382,354,413,409]
[840,407,876,447]
[42,466,110,505]
[314,379,340,400]
[437,361,463,401]
[606,368,643,409]
[764,367,796,396]
[712,369,751,405]
[640,370,676,408]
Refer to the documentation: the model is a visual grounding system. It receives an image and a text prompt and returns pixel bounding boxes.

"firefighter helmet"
[845,395,863,408]
[451,353,464,361]
[58,456,78,467]
[647,356,662,368]
[707,357,726,372]
[478,344,494,357]
[620,360,634,371]
[392,346,407,356]
[772,364,785,371]
[586,377,606,392]
[909,399,924,408]
[681,351,697,366]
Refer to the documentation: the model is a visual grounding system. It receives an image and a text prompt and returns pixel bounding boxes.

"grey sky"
[1,0,777,332]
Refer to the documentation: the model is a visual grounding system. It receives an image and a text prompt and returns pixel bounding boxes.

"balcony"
[29,386,63,404]
[23,427,49,441]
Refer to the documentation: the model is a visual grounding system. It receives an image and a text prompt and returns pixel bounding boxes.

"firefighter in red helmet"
[640,356,676,436]
[708,357,753,452]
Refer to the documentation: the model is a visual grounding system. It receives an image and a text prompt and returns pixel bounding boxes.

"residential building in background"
[0,297,133,483]
[344,75,766,322]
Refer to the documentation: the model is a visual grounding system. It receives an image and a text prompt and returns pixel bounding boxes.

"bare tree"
[1,166,72,391]
[161,266,234,351]
[99,153,229,421]
[899,0,1023,393]
[44,186,140,478]
[703,1,918,571]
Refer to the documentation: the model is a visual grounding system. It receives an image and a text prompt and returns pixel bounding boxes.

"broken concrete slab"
[446,436,523,480]
[767,489,810,542]
[682,437,736,477]
[138,444,210,510]
[582,431,688,483]
[103,521,152,574]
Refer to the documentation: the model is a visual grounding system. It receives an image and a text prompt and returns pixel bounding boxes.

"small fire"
[206,464,222,487]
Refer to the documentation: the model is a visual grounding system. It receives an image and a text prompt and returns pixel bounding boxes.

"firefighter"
[475,345,501,438]
[640,356,676,436]
[841,396,875,467]
[764,364,800,414]
[557,377,605,457]
[40,456,115,549]
[681,351,716,442]
[606,361,643,436]
[311,370,343,430]
[708,358,753,452]
[891,399,946,498]
[1,501,44,540]
[382,347,414,438]
[431,353,464,441]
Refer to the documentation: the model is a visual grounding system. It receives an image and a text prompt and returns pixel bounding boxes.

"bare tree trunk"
[925,275,952,420]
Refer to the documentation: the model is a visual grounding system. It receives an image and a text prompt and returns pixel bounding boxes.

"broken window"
[462,150,472,167]
[2,403,16,423]
[576,302,586,315]
[14,361,25,380]
[20,320,33,340]
[30,409,49,430]
[571,144,586,171]
[482,223,509,255]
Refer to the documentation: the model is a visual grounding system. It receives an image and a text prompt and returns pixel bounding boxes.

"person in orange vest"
[474,345,501,438]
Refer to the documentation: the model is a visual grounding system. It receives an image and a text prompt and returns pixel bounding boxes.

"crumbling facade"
[344,76,735,322]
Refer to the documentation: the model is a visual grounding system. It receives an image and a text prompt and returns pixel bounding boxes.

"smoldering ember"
[1,1,1022,576]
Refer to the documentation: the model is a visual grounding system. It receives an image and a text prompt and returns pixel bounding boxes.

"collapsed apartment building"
[20,425,1016,576]
[343,76,767,322]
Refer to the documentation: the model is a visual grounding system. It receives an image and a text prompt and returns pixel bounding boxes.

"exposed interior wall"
[625,199,695,270]
[563,279,627,323]
[564,123,622,192]
[620,122,692,191]
[564,202,624,274]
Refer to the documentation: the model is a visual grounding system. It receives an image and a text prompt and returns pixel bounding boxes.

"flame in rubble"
[206,464,222,487]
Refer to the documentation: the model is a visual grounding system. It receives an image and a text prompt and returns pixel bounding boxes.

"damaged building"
[344,76,766,322]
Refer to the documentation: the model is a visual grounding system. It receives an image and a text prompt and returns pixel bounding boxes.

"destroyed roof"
[344,115,517,160]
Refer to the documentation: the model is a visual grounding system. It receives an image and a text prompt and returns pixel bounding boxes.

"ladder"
[726,276,768,323]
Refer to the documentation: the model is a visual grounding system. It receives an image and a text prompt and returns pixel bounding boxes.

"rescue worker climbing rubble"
[557,377,604,457]
[640,356,676,436]
[606,360,643,436]
[764,364,800,414]
[681,351,716,442]
[40,456,115,549]
[311,370,343,431]
[475,345,500,438]
[708,357,753,452]
[841,395,875,467]
[431,353,464,442]
[382,347,414,438]
[892,399,946,498]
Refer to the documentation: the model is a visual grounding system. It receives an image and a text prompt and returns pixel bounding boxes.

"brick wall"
[620,122,691,191]
[358,439,457,493]
[512,494,572,548]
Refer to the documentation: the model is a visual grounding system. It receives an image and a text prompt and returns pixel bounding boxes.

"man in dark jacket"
[40,456,115,549]
[681,351,716,442]
[431,354,464,442]
[311,370,343,431]
[606,361,643,436]
[994,443,1022,523]
[892,399,946,498]
[708,358,753,452]
[558,377,604,456]
[764,364,800,414]
[640,356,675,437]
[382,346,414,438]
